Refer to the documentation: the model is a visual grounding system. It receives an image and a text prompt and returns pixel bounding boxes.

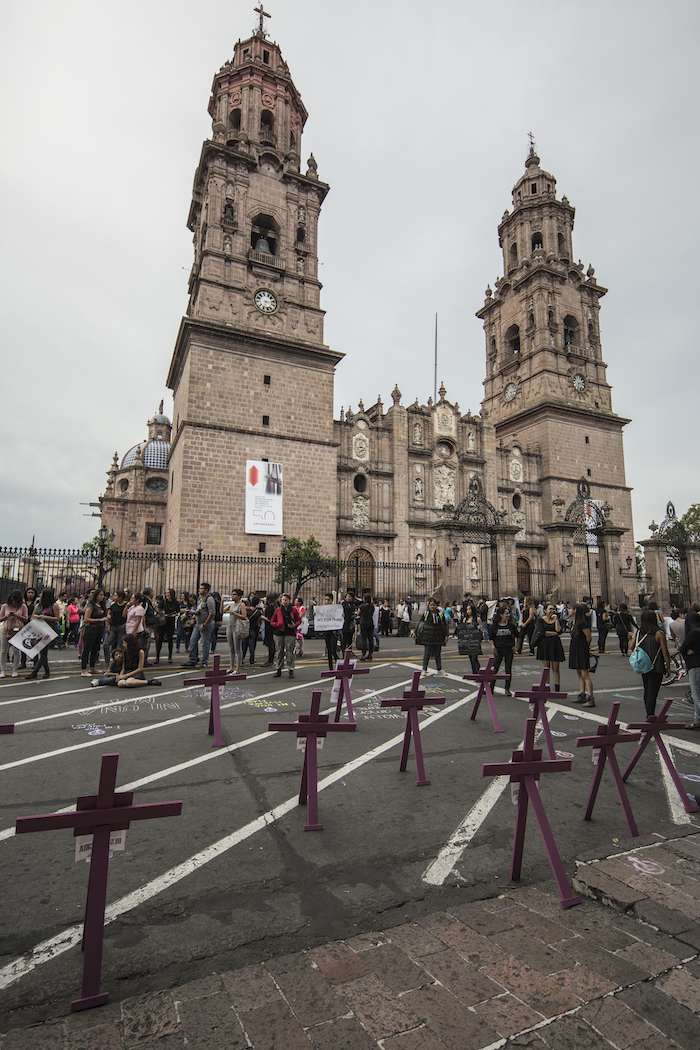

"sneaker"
[274,669,282,677]
[582,695,596,708]
[11,671,18,678]
[80,671,91,677]
[504,689,513,697]
[0,672,5,679]
[573,692,587,704]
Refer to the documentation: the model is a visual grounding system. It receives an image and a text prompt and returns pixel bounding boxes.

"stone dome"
[121,437,170,470]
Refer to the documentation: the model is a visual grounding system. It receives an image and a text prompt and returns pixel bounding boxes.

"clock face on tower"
[254,289,278,314]
[503,381,519,403]
[571,373,586,393]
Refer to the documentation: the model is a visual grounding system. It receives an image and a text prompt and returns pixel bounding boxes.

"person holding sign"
[0,591,28,678]
[26,588,60,680]
[318,592,341,669]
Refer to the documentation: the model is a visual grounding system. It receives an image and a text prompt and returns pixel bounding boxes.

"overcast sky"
[2,0,698,548]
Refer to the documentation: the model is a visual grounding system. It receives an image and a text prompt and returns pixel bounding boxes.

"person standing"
[341,592,356,651]
[595,599,610,654]
[65,595,80,647]
[319,592,340,669]
[19,587,38,669]
[184,583,217,668]
[492,604,518,695]
[536,603,565,691]
[379,599,392,637]
[105,590,128,664]
[516,598,536,654]
[262,593,277,666]
[271,593,301,678]
[243,596,262,666]
[613,603,636,656]
[226,589,249,673]
[454,601,482,674]
[418,598,448,674]
[632,608,671,717]
[0,591,28,678]
[80,588,107,677]
[680,612,700,730]
[27,588,61,680]
[358,594,375,661]
[155,589,180,664]
[569,603,595,707]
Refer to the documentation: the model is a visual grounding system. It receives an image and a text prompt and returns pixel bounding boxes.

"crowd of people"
[0,583,698,728]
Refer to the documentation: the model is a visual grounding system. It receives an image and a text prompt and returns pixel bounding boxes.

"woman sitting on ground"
[117,634,149,688]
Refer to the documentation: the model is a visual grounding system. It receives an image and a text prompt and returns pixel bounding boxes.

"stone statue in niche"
[352,496,369,530]
[412,422,423,446]
[433,465,456,508]
[470,556,479,580]
[414,476,424,501]
[352,432,370,461]
[223,235,232,254]
[223,200,235,224]
[467,430,476,452]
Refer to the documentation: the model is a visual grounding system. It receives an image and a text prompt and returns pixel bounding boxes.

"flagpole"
[433,312,438,402]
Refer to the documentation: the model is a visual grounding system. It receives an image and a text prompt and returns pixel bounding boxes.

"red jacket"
[270,604,301,635]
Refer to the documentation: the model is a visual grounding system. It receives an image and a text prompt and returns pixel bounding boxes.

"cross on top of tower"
[528,130,536,151]
[254,3,271,37]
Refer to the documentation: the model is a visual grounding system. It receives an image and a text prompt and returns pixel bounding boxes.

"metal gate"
[564,480,610,603]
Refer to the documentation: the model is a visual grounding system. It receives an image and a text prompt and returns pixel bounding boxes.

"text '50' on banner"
[245,461,283,535]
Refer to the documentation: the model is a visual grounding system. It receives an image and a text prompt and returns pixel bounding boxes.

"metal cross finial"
[254,3,271,36]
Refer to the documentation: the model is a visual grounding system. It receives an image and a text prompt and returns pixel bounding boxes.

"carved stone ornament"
[434,464,456,509]
[412,422,423,446]
[352,495,370,530]
[509,455,523,483]
[470,555,480,580]
[513,510,526,539]
[467,430,476,451]
[414,476,424,501]
[352,432,370,461]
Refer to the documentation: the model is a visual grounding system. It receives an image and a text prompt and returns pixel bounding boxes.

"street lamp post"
[97,525,109,590]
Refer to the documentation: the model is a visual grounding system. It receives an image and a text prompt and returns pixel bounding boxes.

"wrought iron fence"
[0,546,441,607]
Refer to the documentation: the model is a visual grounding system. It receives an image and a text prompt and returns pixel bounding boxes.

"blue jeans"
[189,622,214,666]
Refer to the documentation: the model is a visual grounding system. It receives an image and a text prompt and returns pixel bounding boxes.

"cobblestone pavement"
[3,832,700,1048]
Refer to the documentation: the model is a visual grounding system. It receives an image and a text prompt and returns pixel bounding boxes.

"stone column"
[495,527,519,596]
[685,544,700,603]
[640,540,669,608]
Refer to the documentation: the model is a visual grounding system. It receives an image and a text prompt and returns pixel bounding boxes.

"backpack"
[629,633,653,674]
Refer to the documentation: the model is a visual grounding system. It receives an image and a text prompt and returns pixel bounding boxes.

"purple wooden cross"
[577,702,641,836]
[184,654,246,748]
[268,691,356,830]
[15,753,182,1011]
[622,698,699,815]
[483,717,582,909]
[380,671,445,786]
[320,648,370,722]
[514,668,567,760]
[463,657,508,733]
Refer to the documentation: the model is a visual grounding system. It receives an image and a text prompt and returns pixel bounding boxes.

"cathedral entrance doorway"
[345,548,375,597]
[564,481,610,603]
[516,556,531,595]
[656,503,691,607]
[442,478,503,599]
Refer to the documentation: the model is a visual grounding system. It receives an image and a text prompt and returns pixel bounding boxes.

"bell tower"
[166,8,343,553]
[476,141,636,595]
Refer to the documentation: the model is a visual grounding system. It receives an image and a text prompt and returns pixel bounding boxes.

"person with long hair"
[633,608,671,717]
[105,589,128,664]
[595,599,610,654]
[117,634,148,687]
[492,603,518,695]
[0,590,28,678]
[155,588,181,664]
[27,588,61,679]
[516,597,536,654]
[536,602,565,691]
[80,588,107,677]
[614,603,636,656]
[454,600,483,674]
[569,603,595,707]
[19,586,37,669]
[418,597,448,674]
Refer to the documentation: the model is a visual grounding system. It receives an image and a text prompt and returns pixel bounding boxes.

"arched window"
[557,231,567,258]
[229,108,241,132]
[289,131,296,151]
[296,225,305,245]
[548,306,556,328]
[563,315,580,348]
[509,242,518,269]
[528,309,535,329]
[260,109,274,142]
[588,319,595,343]
[505,324,521,355]
[250,213,279,255]
[346,548,374,597]
[489,336,497,356]
[531,231,543,252]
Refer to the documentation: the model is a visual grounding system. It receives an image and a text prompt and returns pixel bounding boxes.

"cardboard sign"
[314,604,344,632]
[9,619,57,659]
[75,828,127,863]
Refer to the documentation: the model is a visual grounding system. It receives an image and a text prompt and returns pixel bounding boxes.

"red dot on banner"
[249,465,259,486]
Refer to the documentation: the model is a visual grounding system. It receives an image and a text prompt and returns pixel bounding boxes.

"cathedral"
[100,12,638,604]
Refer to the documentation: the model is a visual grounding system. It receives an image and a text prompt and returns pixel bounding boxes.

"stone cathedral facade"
[100,18,638,603]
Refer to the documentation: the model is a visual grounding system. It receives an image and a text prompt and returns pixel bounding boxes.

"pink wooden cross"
[482,718,582,909]
[380,671,445,786]
[268,691,356,830]
[1,723,14,736]
[463,657,508,733]
[577,702,641,836]
[320,648,370,722]
[623,698,699,814]
[15,753,182,1011]
[514,668,567,760]
[184,654,246,748]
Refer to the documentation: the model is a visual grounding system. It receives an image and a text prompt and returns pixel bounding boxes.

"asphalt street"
[1,636,699,1028]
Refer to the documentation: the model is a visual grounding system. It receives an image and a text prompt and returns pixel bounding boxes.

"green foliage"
[275,537,337,598]
[81,531,121,584]
[680,503,700,540]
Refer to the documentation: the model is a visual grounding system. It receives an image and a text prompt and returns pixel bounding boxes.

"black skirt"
[568,632,590,670]
[539,633,565,662]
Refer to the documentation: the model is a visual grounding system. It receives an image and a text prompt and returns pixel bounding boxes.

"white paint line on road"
[0,669,189,708]
[0,671,420,844]
[0,673,330,773]
[421,714,558,887]
[659,743,693,826]
[0,674,74,691]
[0,682,477,991]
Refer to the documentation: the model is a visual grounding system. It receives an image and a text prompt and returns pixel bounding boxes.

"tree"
[81,531,121,587]
[680,503,700,541]
[275,537,338,598]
